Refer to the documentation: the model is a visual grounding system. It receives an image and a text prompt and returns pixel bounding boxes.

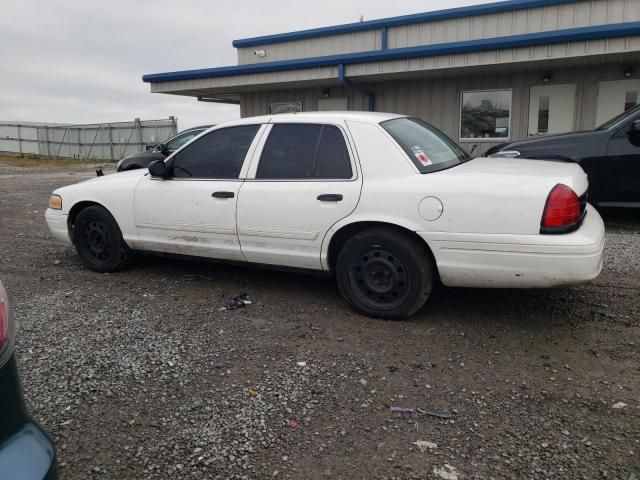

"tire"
[72,206,134,272]
[336,227,434,320]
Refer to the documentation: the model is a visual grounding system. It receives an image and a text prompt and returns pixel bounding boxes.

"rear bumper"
[44,209,71,245]
[0,356,58,480]
[419,204,605,288]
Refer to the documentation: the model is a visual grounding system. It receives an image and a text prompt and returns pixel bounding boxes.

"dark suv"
[116,125,212,171]
[486,104,640,208]
[0,280,57,479]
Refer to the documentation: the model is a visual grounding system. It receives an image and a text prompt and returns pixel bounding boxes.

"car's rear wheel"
[336,227,434,319]
[73,206,134,272]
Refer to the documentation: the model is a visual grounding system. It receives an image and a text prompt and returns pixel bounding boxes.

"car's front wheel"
[73,205,134,272]
[336,227,434,319]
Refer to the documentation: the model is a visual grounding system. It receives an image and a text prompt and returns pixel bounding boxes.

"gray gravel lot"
[0,161,638,479]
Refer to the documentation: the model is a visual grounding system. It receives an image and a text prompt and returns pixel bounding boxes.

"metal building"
[143,0,640,153]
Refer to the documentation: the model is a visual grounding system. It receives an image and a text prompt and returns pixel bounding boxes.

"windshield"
[381,117,470,173]
[164,129,205,152]
[596,104,640,131]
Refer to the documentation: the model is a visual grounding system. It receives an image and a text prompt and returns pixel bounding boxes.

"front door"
[133,124,263,260]
[237,122,362,270]
[601,114,640,206]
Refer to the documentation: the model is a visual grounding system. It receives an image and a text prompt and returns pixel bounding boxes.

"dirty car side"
[45,112,604,319]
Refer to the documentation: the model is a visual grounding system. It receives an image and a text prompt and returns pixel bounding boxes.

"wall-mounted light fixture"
[322,88,331,98]
[253,49,267,58]
[623,66,634,78]
[542,72,552,84]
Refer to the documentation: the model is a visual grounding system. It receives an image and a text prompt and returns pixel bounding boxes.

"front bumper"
[419,204,605,288]
[44,209,71,245]
[0,356,58,480]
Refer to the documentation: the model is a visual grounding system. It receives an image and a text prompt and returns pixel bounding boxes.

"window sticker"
[414,151,432,166]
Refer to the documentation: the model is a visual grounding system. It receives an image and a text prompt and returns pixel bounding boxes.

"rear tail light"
[540,184,585,234]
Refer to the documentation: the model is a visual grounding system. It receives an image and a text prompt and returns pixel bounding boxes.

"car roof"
[214,111,405,129]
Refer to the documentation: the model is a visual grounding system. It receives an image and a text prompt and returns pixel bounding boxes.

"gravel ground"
[0,161,638,480]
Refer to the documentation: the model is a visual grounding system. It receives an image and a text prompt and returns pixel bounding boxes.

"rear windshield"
[381,117,470,173]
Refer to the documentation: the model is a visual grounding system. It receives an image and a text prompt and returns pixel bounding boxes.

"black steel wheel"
[336,227,434,319]
[73,205,134,272]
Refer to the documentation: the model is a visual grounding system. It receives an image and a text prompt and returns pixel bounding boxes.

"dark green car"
[0,281,57,479]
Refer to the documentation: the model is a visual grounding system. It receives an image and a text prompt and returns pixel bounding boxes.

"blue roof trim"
[143,22,640,83]
[232,0,579,48]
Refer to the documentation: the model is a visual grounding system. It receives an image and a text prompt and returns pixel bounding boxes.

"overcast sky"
[1,0,487,131]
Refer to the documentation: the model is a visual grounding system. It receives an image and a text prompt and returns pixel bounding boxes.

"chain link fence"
[0,118,178,161]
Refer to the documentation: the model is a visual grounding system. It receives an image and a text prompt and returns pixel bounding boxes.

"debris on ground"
[612,402,627,409]
[249,388,260,398]
[289,419,299,430]
[412,440,437,453]
[433,464,460,480]
[390,406,414,413]
[417,408,453,419]
[223,293,252,310]
[296,361,307,367]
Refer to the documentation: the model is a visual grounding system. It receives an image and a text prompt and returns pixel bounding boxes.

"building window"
[625,91,638,111]
[460,90,511,140]
[268,101,302,115]
[537,96,550,134]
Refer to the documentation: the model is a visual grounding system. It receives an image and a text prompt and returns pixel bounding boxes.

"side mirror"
[155,143,169,155]
[630,119,640,132]
[148,160,167,179]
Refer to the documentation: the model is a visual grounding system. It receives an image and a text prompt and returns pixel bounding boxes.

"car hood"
[122,150,164,162]
[80,167,148,185]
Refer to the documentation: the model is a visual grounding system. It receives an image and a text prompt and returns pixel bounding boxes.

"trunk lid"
[431,157,589,235]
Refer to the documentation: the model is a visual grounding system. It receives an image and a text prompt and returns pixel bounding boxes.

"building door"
[596,79,640,126]
[528,84,576,136]
[237,122,362,270]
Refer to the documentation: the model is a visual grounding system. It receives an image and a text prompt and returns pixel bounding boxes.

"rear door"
[237,120,362,269]
[133,124,263,259]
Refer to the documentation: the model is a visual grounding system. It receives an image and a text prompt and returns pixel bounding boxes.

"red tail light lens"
[541,184,582,233]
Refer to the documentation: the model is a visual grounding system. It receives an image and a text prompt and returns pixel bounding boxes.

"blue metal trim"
[337,63,375,111]
[381,27,388,50]
[232,0,579,48]
[143,22,640,83]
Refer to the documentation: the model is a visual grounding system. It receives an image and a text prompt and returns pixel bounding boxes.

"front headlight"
[489,150,521,158]
[48,194,62,210]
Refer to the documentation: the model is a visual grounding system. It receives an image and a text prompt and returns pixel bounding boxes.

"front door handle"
[317,194,343,202]
[212,191,234,199]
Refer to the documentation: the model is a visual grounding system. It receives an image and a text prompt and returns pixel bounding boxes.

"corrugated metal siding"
[236,0,637,64]
[388,0,640,49]
[239,61,639,155]
[345,36,640,77]
[151,66,339,94]
[237,30,380,65]
[154,34,640,94]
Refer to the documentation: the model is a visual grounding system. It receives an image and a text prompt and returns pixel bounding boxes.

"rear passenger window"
[169,125,259,179]
[256,124,352,179]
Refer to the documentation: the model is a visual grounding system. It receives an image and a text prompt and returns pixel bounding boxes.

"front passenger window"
[169,125,260,179]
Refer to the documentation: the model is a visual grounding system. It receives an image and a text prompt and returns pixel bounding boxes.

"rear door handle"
[212,191,234,198]
[317,194,343,202]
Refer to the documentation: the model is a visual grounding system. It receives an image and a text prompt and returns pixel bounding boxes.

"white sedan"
[45,112,604,319]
